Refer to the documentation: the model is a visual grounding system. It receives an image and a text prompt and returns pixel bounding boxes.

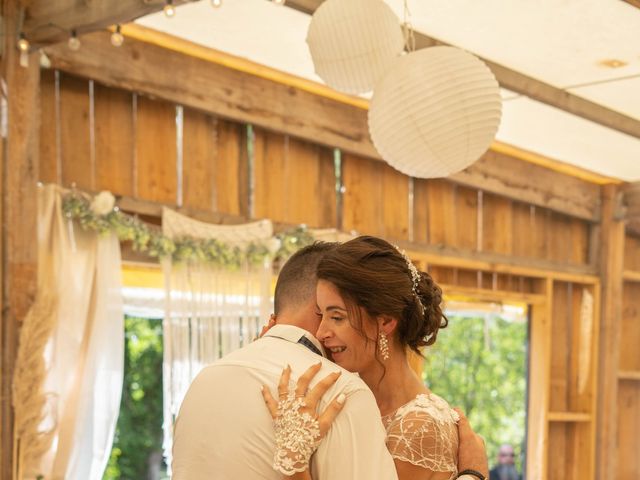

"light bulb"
[111,25,124,47]
[17,33,29,52]
[68,31,81,51]
[273,0,285,5]
[164,1,175,17]
[211,0,222,7]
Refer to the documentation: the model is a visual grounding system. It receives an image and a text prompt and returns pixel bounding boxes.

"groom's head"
[273,241,337,334]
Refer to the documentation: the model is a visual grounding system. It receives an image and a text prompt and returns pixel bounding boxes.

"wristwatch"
[457,470,486,480]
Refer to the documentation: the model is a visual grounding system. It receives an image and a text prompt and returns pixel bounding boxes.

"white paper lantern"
[307,0,404,94]
[368,46,502,179]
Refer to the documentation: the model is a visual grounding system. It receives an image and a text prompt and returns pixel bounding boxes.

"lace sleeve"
[384,396,459,478]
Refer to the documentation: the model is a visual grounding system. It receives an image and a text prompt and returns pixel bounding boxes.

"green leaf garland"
[62,192,314,267]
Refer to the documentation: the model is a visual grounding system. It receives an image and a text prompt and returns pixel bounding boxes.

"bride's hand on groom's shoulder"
[256,314,277,340]
[261,363,347,475]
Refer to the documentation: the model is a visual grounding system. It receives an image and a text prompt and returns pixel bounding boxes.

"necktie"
[297,335,323,356]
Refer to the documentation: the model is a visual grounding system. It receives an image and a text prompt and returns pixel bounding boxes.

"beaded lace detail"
[382,392,459,479]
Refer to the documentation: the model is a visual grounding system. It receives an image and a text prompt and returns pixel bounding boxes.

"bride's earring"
[379,332,390,361]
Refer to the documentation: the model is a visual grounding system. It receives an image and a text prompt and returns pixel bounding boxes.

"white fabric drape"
[161,208,274,464]
[21,185,124,479]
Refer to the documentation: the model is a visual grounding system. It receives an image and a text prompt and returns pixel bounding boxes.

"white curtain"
[161,208,274,464]
[14,185,124,479]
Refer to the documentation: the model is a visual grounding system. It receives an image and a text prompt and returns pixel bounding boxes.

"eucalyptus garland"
[61,192,314,267]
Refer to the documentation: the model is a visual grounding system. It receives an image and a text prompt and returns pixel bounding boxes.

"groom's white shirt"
[172,324,398,480]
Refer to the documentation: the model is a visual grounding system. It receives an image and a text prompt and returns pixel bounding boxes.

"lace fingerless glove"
[273,392,321,475]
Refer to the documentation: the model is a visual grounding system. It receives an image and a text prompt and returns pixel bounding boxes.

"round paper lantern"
[307,0,404,94]
[368,46,502,179]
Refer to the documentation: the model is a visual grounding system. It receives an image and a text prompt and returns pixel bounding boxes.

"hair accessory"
[378,332,390,361]
[395,246,426,314]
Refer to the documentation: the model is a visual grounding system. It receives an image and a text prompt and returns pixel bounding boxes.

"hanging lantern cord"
[402,0,416,52]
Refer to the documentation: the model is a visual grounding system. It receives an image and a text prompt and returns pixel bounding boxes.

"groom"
[172,242,488,480]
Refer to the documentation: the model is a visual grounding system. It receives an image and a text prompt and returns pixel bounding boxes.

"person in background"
[489,444,521,480]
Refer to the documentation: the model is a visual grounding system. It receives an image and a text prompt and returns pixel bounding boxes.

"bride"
[263,236,461,480]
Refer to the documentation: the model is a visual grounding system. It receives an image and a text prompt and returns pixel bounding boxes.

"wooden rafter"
[20,0,640,138]
[286,0,640,139]
[22,0,192,46]
[622,0,640,9]
[43,30,602,222]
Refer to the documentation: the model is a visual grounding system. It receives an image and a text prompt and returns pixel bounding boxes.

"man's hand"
[455,408,488,477]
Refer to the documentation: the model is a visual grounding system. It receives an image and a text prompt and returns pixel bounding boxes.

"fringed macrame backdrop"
[161,208,275,465]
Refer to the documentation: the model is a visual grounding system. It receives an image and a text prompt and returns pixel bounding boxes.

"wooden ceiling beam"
[285,0,640,139]
[22,0,192,46]
[622,0,640,9]
[44,30,601,221]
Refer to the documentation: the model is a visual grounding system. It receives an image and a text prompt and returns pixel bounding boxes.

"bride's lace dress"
[381,392,460,479]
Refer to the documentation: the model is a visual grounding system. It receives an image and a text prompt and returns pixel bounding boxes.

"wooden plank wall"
[39,70,593,267]
[548,281,598,479]
[39,70,250,218]
[38,70,603,480]
[617,233,640,479]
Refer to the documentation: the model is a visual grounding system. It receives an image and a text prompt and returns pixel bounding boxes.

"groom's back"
[171,329,397,480]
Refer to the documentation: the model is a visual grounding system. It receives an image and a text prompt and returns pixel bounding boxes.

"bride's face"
[315,279,378,373]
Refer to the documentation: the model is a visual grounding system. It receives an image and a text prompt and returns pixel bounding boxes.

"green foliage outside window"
[103,316,166,480]
[424,313,528,473]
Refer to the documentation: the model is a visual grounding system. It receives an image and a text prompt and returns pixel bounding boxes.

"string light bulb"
[68,30,81,50]
[273,0,286,4]
[111,25,124,47]
[17,33,30,67]
[17,33,30,52]
[164,0,176,17]
[211,0,223,7]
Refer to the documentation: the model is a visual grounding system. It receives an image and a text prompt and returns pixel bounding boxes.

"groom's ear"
[377,315,397,335]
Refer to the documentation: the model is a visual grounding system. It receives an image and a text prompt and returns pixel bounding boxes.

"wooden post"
[594,184,625,480]
[1,2,41,478]
[526,280,552,480]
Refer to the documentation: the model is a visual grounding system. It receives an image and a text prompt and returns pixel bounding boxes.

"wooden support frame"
[525,279,552,480]
[595,185,626,480]
[112,193,601,282]
[1,2,41,479]
[44,31,602,222]
[20,0,640,138]
[622,182,640,221]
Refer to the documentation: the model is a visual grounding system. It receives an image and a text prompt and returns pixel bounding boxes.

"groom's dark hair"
[274,241,337,315]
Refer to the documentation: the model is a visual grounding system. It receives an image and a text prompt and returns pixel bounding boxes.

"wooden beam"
[44,30,380,158]
[526,279,552,480]
[286,0,640,139]
[451,149,601,222]
[1,2,41,478]
[113,194,599,282]
[491,141,620,186]
[622,0,640,10]
[44,31,602,221]
[623,270,640,283]
[23,0,192,46]
[595,184,626,480]
[622,182,640,220]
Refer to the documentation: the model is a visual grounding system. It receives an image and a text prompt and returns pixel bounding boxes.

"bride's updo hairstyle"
[316,235,447,355]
